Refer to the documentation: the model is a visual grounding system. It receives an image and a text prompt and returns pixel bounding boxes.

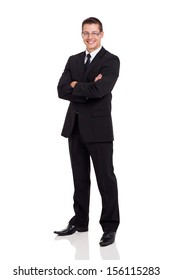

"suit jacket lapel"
[83,47,106,80]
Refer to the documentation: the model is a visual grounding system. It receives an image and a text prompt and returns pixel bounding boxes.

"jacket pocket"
[91,110,111,117]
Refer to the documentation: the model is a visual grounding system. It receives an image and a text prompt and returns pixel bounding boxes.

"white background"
[0,0,173,279]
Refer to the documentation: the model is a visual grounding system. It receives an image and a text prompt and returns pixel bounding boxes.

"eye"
[82,32,89,36]
[82,32,100,37]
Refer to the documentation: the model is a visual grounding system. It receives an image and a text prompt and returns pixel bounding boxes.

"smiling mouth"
[87,40,95,44]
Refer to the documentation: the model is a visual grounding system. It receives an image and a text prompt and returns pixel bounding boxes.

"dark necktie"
[85,53,91,69]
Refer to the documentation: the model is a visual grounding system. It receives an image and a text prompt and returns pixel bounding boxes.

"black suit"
[58,47,120,232]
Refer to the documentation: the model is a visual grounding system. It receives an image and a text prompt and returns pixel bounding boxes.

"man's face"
[82,23,104,52]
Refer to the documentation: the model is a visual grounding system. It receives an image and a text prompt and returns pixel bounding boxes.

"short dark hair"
[82,17,103,32]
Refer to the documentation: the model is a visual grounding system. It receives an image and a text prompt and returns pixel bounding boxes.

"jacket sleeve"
[57,58,87,103]
[72,56,120,99]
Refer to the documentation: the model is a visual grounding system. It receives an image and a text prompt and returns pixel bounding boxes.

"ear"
[100,32,104,39]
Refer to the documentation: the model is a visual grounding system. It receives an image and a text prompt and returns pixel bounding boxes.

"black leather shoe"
[54,224,88,236]
[99,231,116,246]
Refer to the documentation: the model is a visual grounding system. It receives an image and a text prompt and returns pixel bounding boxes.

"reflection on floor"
[54,232,120,260]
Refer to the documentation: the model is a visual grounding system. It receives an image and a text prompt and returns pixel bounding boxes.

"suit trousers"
[68,116,120,232]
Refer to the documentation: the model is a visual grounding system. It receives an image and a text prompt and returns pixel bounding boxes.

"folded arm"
[72,56,120,99]
[57,59,86,103]
[58,56,120,101]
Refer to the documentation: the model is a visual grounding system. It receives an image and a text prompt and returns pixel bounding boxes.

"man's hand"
[70,81,78,88]
[94,73,102,82]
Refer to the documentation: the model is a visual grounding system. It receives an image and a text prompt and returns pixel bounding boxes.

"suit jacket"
[57,47,120,142]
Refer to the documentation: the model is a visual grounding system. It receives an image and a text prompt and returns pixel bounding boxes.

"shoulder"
[103,48,120,63]
[69,51,85,61]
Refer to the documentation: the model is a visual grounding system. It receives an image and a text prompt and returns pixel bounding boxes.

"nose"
[88,33,93,38]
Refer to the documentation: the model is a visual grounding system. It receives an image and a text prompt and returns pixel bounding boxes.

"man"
[54,17,120,246]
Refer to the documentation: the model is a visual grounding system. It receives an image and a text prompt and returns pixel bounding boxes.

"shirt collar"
[85,46,102,62]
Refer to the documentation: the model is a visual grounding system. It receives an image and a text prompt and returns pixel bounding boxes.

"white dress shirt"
[85,46,102,63]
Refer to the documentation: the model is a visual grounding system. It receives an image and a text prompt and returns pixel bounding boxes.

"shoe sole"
[77,228,88,232]
[54,227,88,236]
[99,239,115,247]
